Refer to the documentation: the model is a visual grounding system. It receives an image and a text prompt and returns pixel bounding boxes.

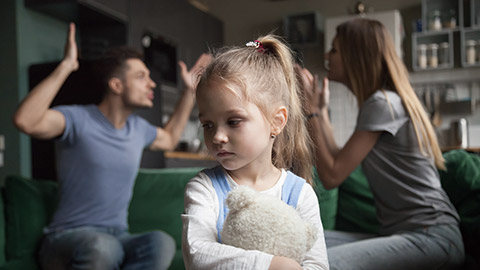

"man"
[13,23,211,270]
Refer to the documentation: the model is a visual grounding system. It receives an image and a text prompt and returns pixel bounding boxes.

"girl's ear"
[108,77,123,95]
[271,106,288,136]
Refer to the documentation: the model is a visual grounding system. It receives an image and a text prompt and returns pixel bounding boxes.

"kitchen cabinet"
[461,28,480,67]
[421,0,462,32]
[412,30,453,70]
[412,0,480,70]
[25,0,128,22]
[25,0,127,60]
[469,0,480,27]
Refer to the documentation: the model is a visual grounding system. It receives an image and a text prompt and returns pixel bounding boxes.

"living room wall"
[0,0,223,183]
[0,0,67,184]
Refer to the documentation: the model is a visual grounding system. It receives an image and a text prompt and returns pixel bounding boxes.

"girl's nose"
[212,128,228,144]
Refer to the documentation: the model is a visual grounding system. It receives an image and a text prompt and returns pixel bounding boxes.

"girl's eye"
[201,122,213,130]
[227,119,241,127]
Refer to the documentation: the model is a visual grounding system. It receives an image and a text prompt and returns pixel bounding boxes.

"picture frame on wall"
[283,12,324,47]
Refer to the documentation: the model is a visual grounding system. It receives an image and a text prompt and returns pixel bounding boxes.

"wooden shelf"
[409,66,480,84]
[164,151,215,161]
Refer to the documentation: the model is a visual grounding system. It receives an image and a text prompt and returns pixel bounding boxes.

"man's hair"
[94,46,144,99]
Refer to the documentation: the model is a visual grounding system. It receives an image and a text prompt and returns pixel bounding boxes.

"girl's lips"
[148,92,154,100]
[217,151,233,157]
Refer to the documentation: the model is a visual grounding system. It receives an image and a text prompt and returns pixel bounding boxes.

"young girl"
[182,35,329,270]
[297,18,464,269]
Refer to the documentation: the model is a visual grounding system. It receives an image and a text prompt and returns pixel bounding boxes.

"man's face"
[120,58,157,109]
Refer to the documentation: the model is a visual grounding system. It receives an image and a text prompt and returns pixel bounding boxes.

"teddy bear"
[220,185,318,263]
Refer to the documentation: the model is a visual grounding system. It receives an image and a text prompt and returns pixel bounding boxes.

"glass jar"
[466,40,477,65]
[443,9,456,29]
[428,43,439,68]
[429,10,442,31]
[438,42,449,67]
[417,44,427,69]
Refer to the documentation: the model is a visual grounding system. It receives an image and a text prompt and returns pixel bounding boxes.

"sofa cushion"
[0,258,39,270]
[313,168,338,230]
[128,167,203,269]
[3,175,58,261]
[439,150,480,266]
[335,166,379,234]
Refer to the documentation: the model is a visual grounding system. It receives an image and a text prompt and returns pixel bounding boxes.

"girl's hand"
[179,53,212,94]
[296,65,330,113]
[269,256,302,270]
[62,22,79,72]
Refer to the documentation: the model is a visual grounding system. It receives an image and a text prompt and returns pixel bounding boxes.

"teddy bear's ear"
[304,223,318,251]
[225,185,257,211]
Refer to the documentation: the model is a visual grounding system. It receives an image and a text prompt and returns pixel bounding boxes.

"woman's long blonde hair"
[197,35,314,183]
[336,18,445,170]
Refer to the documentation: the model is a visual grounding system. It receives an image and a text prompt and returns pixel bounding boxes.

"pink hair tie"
[246,40,265,53]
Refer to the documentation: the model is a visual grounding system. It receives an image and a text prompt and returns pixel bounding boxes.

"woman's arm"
[297,67,381,189]
[309,114,381,189]
[297,67,339,156]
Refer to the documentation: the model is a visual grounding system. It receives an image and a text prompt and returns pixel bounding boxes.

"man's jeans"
[325,224,465,270]
[38,226,176,270]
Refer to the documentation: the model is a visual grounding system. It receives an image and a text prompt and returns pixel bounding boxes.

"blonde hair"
[197,35,314,183]
[336,18,445,170]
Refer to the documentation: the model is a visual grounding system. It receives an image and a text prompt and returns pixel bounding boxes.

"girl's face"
[325,37,347,85]
[197,82,274,173]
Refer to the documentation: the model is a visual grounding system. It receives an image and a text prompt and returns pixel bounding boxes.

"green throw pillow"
[312,168,338,230]
[335,166,379,234]
[439,150,480,265]
[4,175,58,261]
[128,168,203,248]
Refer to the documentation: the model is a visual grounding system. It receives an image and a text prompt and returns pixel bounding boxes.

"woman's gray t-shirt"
[356,90,459,235]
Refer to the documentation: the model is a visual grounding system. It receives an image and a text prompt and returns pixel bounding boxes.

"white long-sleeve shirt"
[182,169,329,270]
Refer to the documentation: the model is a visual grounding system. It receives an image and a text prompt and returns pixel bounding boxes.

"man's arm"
[149,53,212,151]
[13,23,79,140]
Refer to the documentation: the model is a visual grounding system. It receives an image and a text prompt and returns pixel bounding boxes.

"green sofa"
[0,150,478,269]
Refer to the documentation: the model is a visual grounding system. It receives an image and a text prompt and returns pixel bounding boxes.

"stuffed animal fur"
[221,185,317,263]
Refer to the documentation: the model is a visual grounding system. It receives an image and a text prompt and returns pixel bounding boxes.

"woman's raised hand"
[295,64,330,113]
[319,76,330,111]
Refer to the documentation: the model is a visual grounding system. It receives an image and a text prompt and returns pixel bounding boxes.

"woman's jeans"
[38,226,176,270]
[326,224,465,270]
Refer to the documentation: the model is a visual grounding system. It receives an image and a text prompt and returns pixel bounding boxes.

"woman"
[297,18,464,270]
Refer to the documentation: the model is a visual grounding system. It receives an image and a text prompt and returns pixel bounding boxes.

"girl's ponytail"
[257,35,314,184]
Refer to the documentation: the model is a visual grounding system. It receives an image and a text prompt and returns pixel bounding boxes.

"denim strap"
[282,171,306,209]
[203,166,231,243]
[205,167,305,243]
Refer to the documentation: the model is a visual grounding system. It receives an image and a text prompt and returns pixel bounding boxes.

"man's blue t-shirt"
[46,104,157,233]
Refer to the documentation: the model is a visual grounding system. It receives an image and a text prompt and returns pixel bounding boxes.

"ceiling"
[191,0,423,45]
